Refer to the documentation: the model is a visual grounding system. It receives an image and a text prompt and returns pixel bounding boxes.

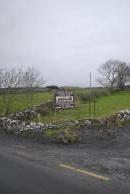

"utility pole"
[90,72,92,91]
[54,107,57,124]
[88,72,96,118]
[89,72,92,117]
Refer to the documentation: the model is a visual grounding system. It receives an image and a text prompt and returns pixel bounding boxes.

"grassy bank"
[0,89,130,122]
[38,91,130,122]
[0,92,52,116]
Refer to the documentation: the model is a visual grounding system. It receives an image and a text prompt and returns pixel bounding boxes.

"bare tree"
[22,66,44,88]
[0,68,22,115]
[97,59,130,90]
[0,68,3,89]
[126,65,130,83]
[97,60,119,89]
[0,66,45,115]
[116,63,129,90]
[22,66,45,106]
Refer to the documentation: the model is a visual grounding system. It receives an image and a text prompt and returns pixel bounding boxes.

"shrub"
[79,89,111,103]
[78,92,92,103]
[36,101,53,115]
[56,128,80,144]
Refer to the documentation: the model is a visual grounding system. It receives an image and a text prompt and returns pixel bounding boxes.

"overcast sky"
[0,0,130,86]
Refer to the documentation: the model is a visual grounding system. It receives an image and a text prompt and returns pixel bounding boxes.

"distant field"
[0,89,130,122]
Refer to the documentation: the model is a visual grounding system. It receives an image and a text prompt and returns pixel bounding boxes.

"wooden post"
[93,98,96,119]
[54,107,57,124]
[89,72,92,118]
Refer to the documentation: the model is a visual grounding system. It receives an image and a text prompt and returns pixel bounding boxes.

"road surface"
[0,126,130,194]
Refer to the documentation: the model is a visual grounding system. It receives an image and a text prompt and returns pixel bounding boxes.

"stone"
[84,120,92,127]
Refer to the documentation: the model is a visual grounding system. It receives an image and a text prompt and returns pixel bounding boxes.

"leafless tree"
[0,66,45,115]
[126,65,130,83]
[0,68,23,115]
[0,68,3,89]
[22,66,45,88]
[116,63,129,90]
[97,60,119,89]
[97,60,129,90]
[22,66,45,106]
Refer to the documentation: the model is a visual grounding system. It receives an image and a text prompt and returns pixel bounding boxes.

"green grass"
[95,91,130,117]
[0,90,130,122]
[0,92,53,115]
[38,91,130,123]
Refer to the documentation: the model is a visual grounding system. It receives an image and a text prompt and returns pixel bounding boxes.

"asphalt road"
[0,126,130,194]
[0,150,92,194]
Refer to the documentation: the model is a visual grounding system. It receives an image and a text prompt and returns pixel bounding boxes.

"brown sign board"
[54,91,74,109]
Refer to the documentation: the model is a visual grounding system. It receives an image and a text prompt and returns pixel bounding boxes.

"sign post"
[54,91,75,110]
[53,90,74,123]
[54,107,57,124]
[89,72,92,118]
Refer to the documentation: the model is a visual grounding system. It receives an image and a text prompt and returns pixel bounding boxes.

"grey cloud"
[0,0,130,86]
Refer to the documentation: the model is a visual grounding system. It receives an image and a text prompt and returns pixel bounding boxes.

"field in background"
[0,88,130,122]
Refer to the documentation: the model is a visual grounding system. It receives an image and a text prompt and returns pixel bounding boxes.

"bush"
[79,89,111,103]
[46,85,59,91]
[78,93,91,103]
[36,101,53,115]
[56,128,80,144]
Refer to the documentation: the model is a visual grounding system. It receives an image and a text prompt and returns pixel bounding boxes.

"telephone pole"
[89,72,92,117]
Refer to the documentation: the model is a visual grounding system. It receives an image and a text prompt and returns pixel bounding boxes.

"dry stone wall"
[0,109,130,141]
